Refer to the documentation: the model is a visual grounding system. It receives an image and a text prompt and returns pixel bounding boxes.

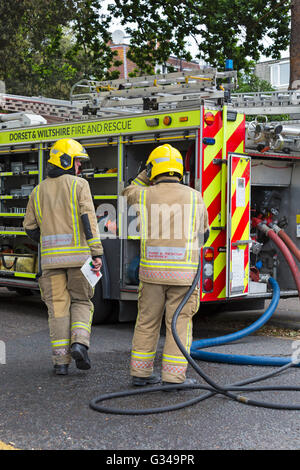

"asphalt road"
[0,287,300,451]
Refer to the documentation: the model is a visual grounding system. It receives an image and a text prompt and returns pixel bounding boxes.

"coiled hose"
[190,277,299,366]
[191,225,300,366]
[90,260,300,415]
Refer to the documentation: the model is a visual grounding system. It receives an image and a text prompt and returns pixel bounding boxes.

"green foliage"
[109,0,291,75]
[236,71,275,93]
[0,0,121,99]
[0,0,292,98]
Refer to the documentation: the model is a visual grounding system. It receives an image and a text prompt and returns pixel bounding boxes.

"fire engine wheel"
[91,280,116,325]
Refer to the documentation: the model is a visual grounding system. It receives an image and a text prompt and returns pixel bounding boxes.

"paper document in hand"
[81,256,102,287]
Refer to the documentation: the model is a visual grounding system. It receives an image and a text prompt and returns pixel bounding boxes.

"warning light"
[204,112,215,126]
[179,116,188,122]
[203,137,215,145]
[203,278,213,292]
[204,248,214,261]
[163,116,172,125]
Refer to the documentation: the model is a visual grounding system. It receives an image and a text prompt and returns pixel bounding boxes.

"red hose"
[260,227,300,300]
[277,229,300,263]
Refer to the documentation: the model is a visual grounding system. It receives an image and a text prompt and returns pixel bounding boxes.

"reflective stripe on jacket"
[24,174,103,269]
[122,170,209,286]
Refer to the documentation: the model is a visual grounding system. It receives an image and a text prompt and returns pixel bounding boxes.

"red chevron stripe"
[227,117,246,153]
[201,112,245,302]
[214,266,227,298]
[232,202,250,242]
[210,229,226,251]
[207,192,221,225]
[231,156,240,177]
[202,151,222,193]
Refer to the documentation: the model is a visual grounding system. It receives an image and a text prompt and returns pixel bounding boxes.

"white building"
[255,58,290,90]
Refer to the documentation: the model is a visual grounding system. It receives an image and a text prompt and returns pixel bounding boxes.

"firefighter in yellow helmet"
[23,138,103,375]
[123,144,210,387]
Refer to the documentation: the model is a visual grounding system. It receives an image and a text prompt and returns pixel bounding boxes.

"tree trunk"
[290,0,300,89]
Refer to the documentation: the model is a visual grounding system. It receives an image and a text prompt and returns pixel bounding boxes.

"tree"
[0,0,121,99]
[109,0,291,75]
[290,0,300,89]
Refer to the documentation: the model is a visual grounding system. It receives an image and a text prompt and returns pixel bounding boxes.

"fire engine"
[0,67,299,324]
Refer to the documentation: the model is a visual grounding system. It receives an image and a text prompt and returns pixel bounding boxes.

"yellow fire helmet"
[48,138,89,170]
[146,144,183,181]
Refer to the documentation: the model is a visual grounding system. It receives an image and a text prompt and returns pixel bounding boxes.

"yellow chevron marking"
[240,222,250,242]
[205,214,220,245]
[203,114,244,172]
[203,176,221,209]
[203,130,223,171]
[233,141,245,154]
[218,287,226,299]
[214,252,226,281]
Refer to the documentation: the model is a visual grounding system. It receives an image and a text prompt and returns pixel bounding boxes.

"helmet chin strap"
[47,163,75,178]
[146,163,153,179]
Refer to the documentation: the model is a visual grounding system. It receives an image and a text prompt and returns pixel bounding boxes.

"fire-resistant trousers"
[38,267,94,365]
[130,281,200,383]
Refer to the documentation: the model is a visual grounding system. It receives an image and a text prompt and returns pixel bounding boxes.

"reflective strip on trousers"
[51,339,70,357]
[71,309,93,339]
[131,350,155,371]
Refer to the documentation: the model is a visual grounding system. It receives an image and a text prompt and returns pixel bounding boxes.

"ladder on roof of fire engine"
[69,69,237,116]
[231,90,300,116]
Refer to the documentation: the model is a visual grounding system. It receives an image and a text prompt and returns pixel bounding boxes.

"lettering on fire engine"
[8,119,133,142]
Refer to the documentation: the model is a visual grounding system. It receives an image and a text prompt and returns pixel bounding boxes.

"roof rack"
[231,91,300,117]
[70,69,237,116]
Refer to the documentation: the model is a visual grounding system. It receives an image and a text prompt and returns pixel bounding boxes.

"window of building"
[270,61,290,87]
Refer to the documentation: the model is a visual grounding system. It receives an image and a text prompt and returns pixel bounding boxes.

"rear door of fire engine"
[226,153,251,297]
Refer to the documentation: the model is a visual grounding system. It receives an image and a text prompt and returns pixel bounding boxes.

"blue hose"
[191,277,299,367]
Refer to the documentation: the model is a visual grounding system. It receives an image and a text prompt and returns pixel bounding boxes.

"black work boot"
[71,342,91,370]
[53,364,69,376]
[132,374,161,387]
[162,378,197,391]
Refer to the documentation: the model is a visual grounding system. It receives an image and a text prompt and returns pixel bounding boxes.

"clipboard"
[81,256,102,288]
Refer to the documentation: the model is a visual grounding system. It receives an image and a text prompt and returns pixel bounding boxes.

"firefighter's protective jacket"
[123,170,209,286]
[23,174,103,270]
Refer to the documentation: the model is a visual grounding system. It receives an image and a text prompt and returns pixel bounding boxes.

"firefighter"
[123,144,210,387]
[23,138,103,375]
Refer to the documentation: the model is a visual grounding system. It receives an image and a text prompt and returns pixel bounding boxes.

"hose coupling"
[257,222,272,235]
[259,273,271,284]
[268,222,281,234]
